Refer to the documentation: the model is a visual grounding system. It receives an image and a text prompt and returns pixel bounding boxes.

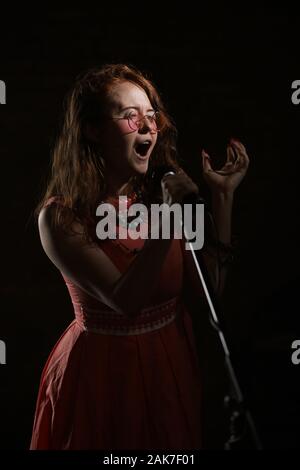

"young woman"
[30,63,249,450]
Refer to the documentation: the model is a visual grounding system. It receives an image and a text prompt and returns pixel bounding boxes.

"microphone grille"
[150,165,177,183]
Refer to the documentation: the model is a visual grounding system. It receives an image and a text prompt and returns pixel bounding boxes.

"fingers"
[201,141,250,179]
[161,170,199,205]
[202,150,213,173]
[202,148,236,175]
[202,149,234,176]
[229,139,250,171]
[226,145,236,166]
[176,167,187,177]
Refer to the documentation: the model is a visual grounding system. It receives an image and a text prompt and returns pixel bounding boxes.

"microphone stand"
[182,212,263,450]
[150,164,262,449]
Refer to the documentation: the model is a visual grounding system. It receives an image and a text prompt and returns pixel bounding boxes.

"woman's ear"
[84,123,101,143]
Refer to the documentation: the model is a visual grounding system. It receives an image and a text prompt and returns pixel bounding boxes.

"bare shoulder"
[38,203,82,236]
[37,202,121,307]
[37,203,84,268]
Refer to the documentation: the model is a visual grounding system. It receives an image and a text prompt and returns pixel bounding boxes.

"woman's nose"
[138,116,157,134]
[138,116,152,133]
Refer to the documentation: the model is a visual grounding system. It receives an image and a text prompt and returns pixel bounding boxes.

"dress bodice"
[44,195,184,335]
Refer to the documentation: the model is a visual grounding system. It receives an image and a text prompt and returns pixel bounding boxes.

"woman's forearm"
[211,190,234,244]
[202,190,234,295]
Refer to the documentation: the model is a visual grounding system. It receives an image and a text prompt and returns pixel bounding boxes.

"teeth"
[136,140,151,147]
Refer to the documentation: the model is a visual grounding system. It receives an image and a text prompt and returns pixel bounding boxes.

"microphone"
[150,165,205,205]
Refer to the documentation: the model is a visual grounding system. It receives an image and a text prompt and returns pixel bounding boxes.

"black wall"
[0,5,299,450]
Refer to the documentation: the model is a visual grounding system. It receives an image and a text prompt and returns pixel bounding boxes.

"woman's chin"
[132,155,149,174]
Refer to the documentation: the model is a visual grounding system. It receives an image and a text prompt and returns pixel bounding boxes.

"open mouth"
[134,140,151,157]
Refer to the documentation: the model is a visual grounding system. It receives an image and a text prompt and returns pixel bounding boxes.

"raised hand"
[202,139,250,195]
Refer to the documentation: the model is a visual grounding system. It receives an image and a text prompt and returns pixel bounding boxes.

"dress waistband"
[74,297,181,336]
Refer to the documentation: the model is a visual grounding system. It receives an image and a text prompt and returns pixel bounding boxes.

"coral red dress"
[30,195,203,450]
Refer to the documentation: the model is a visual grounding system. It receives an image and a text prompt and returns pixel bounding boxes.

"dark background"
[0,5,299,450]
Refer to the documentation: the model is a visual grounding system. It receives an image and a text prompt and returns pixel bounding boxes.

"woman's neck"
[104,171,134,198]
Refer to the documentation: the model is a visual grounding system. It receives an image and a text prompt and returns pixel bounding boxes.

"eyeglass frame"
[109,110,160,133]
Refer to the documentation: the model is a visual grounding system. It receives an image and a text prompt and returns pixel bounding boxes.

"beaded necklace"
[101,192,148,255]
